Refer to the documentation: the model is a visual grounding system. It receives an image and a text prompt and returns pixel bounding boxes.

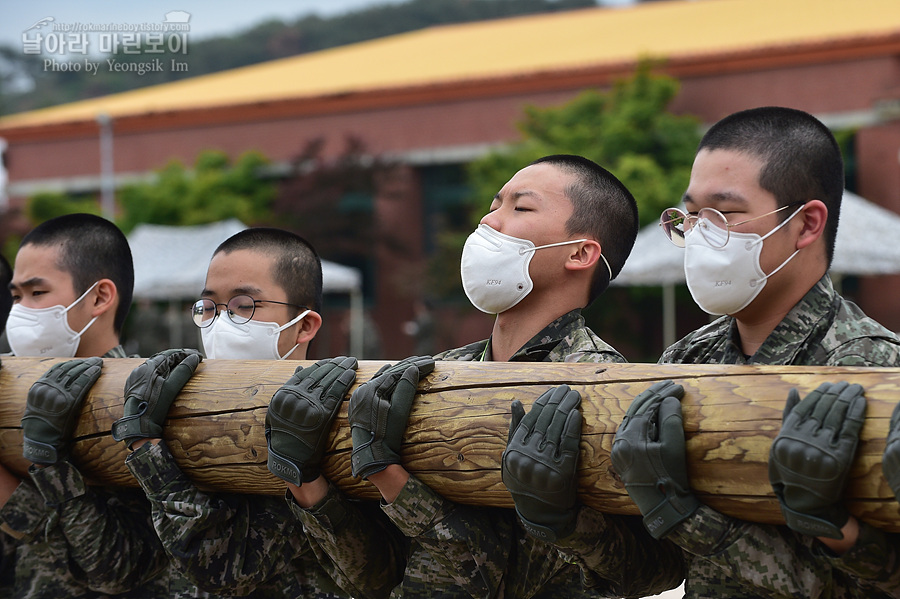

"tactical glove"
[349,355,434,479]
[266,356,358,486]
[610,380,699,539]
[112,349,202,449]
[883,403,900,504]
[769,382,866,539]
[501,385,582,542]
[23,357,103,465]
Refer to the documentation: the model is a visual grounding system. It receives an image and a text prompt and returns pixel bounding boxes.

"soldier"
[113,228,350,597]
[271,155,685,597]
[607,106,900,597]
[0,213,191,597]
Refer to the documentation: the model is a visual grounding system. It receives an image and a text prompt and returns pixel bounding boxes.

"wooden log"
[1,357,899,531]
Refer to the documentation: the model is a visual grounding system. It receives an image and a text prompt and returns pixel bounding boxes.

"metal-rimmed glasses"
[659,202,806,248]
[191,295,307,328]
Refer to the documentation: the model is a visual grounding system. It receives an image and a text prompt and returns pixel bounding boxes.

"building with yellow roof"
[1,0,899,131]
[1,0,899,353]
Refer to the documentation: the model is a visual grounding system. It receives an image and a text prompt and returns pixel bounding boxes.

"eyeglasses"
[659,202,806,248]
[191,295,307,328]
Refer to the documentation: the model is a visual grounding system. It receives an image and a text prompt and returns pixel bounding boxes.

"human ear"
[564,240,602,272]
[293,310,323,345]
[90,279,118,318]
[795,200,828,250]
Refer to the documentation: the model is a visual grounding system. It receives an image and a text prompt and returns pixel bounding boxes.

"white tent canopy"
[611,191,900,347]
[130,219,361,297]
[128,219,364,355]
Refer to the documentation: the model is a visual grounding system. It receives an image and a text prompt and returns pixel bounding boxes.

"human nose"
[480,207,503,232]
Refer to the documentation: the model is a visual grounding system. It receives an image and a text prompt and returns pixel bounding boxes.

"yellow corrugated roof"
[2,0,899,129]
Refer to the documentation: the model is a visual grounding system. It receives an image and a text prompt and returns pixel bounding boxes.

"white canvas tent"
[612,191,900,347]
[128,219,364,355]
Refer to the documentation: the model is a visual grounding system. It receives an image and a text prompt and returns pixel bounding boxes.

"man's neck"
[733,269,822,357]
[76,331,121,358]
[734,311,788,357]
[490,303,575,362]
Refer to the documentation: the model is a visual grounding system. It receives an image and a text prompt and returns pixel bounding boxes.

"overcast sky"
[1,0,409,48]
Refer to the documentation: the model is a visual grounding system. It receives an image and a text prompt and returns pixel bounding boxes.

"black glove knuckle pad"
[112,349,201,448]
[501,385,581,542]
[770,382,863,539]
[266,356,357,485]
[349,360,427,479]
[611,384,698,539]
[24,359,102,465]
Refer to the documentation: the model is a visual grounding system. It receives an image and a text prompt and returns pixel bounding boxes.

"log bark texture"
[1,357,899,531]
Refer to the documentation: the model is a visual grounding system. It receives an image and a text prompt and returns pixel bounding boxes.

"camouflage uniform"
[430,309,684,598]
[433,309,625,364]
[126,439,347,597]
[289,485,410,599]
[656,275,900,597]
[0,345,203,598]
[299,309,684,598]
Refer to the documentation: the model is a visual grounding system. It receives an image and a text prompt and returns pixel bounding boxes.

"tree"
[115,150,276,234]
[18,149,276,239]
[466,60,701,227]
[26,191,101,223]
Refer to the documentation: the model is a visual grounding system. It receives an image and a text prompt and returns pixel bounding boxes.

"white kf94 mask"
[684,205,803,315]
[461,224,610,314]
[6,281,100,357]
[201,309,311,360]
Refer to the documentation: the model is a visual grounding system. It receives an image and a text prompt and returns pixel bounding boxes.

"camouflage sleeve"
[816,523,900,595]
[380,474,512,598]
[289,483,408,599]
[0,479,46,542]
[565,350,626,363]
[828,338,900,368]
[554,506,685,597]
[125,440,311,595]
[28,461,168,594]
[667,504,840,597]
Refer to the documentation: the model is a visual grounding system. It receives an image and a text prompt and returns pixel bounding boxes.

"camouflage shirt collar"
[103,344,128,359]
[728,274,837,364]
[501,309,587,362]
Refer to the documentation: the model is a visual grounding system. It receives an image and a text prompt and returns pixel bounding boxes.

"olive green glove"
[111,349,202,449]
[883,403,900,503]
[266,356,358,486]
[769,382,866,539]
[610,380,698,539]
[349,355,434,479]
[501,385,582,542]
[22,357,103,465]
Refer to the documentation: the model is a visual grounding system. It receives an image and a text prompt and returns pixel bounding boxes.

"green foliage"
[115,150,275,234]
[466,61,701,226]
[2,235,21,267]
[20,150,276,239]
[26,192,101,223]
